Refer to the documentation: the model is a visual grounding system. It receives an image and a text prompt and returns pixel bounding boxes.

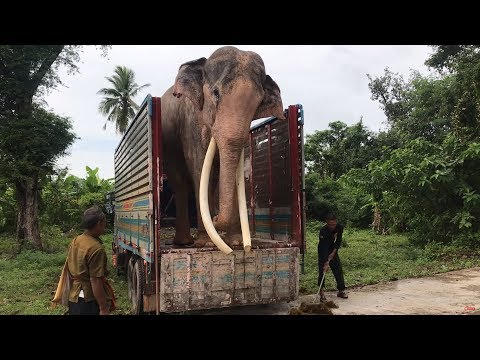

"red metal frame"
[288,105,302,248]
[249,132,256,234]
[151,97,162,315]
[267,124,274,240]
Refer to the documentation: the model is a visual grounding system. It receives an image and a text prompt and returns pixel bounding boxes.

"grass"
[1,225,480,314]
[0,231,130,315]
[299,224,480,294]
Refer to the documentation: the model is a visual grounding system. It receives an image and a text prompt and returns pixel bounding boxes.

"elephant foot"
[194,233,215,248]
[213,215,229,232]
[225,233,243,247]
[173,233,194,246]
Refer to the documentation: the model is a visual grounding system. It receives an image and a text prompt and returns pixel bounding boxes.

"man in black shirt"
[318,213,348,301]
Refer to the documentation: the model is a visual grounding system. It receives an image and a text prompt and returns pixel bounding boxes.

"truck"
[111,94,306,314]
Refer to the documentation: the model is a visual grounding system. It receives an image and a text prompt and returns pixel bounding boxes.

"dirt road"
[197,267,480,315]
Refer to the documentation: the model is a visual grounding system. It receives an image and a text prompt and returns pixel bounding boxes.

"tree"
[0,45,108,249]
[425,45,480,142]
[41,166,114,232]
[368,67,454,145]
[367,67,411,126]
[0,106,76,248]
[97,65,150,134]
[304,119,381,179]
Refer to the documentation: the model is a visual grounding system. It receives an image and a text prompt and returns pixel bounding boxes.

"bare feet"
[193,233,215,248]
[173,233,194,246]
[213,215,228,232]
[225,232,242,247]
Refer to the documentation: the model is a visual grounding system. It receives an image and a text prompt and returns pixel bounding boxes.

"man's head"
[325,213,337,231]
[82,205,106,236]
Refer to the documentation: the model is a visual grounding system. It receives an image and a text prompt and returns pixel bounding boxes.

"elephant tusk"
[199,137,233,255]
[236,148,251,252]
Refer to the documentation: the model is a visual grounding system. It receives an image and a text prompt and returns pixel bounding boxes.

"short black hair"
[82,205,106,230]
[325,213,337,221]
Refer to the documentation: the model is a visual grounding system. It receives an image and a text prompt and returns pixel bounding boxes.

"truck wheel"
[127,257,136,303]
[131,259,145,314]
[115,248,123,276]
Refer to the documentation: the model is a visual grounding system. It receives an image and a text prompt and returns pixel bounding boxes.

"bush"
[42,225,73,253]
[0,234,19,257]
[305,173,372,228]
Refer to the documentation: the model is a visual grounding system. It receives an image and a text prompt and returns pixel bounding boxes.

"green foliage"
[40,166,114,233]
[345,135,480,244]
[0,233,19,257]
[352,46,480,244]
[0,45,109,249]
[0,229,130,315]
[421,46,480,142]
[367,67,412,125]
[0,184,15,233]
[368,68,454,145]
[305,119,381,179]
[97,65,150,134]
[304,120,383,228]
[305,173,372,228]
[0,105,77,180]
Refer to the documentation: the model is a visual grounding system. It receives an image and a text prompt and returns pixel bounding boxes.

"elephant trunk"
[214,138,244,232]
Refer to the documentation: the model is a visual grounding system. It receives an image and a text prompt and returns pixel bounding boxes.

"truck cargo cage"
[112,94,305,314]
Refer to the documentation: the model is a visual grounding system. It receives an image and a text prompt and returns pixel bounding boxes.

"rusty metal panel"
[114,194,153,261]
[114,102,151,204]
[270,119,291,208]
[246,118,293,240]
[159,247,299,313]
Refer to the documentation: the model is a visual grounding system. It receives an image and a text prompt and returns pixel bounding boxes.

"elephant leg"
[192,169,217,248]
[165,160,194,246]
[173,185,194,246]
[224,187,243,247]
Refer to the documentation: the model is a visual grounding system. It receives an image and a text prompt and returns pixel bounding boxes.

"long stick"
[317,273,326,294]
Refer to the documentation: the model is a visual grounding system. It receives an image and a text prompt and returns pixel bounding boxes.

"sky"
[44,45,434,180]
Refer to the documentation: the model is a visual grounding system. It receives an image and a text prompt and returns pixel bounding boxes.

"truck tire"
[128,257,145,315]
[127,256,135,303]
[115,247,125,276]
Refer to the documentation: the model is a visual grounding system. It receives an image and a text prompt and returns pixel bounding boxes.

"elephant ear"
[253,75,285,120]
[173,57,207,110]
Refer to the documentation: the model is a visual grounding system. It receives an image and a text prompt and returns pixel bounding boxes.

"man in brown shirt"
[67,205,113,315]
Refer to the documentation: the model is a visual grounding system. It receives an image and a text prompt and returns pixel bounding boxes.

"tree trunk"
[15,174,42,250]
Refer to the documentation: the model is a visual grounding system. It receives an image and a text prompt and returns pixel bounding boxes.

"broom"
[288,231,340,315]
[313,232,339,308]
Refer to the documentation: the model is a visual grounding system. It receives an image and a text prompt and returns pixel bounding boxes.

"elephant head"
[172,46,284,252]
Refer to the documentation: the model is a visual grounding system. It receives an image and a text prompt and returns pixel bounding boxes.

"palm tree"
[97,65,150,134]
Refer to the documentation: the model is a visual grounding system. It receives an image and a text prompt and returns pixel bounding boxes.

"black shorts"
[68,297,100,315]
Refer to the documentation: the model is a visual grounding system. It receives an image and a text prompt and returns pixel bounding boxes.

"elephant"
[161,46,284,252]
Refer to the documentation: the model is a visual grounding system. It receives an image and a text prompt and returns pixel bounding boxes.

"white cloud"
[44,45,433,179]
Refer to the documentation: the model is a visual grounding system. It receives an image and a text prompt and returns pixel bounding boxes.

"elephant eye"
[213,88,220,102]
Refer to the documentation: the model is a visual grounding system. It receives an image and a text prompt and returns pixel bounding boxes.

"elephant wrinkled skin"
[161,46,284,248]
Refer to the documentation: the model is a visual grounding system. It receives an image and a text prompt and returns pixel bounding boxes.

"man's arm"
[88,248,109,315]
[327,226,343,261]
[91,277,110,315]
[319,227,326,241]
[334,225,343,250]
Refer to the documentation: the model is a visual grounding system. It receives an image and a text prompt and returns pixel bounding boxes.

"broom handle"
[317,273,326,294]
